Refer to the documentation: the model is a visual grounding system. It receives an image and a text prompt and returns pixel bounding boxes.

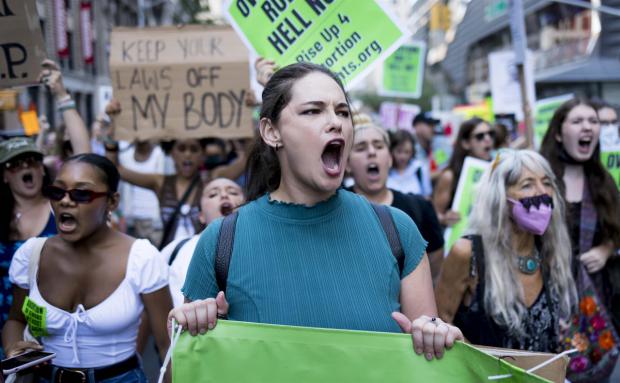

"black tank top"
[453,235,560,352]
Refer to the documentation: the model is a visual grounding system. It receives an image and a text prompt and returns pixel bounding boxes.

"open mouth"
[220,202,234,216]
[321,139,344,177]
[58,212,78,233]
[182,160,194,171]
[578,137,592,152]
[21,173,34,187]
[367,163,380,176]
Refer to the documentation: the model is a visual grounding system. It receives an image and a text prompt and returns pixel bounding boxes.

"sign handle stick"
[517,63,534,149]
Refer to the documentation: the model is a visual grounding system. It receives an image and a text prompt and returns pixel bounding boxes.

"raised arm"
[39,60,90,154]
[210,139,251,181]
[102,99,164,192]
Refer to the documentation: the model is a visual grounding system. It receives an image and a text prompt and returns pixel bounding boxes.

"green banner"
[444,157,490,254]
[225,0,409,88]
[601,147,620,191]
[173,320,549,382]
[380,42,425,98]
[533,94,573,149]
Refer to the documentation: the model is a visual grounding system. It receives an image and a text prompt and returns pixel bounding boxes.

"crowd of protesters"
[0,56,618,383]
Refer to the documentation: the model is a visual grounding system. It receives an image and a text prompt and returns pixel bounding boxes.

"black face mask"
[204,155,225,170]
[516,194,554,210]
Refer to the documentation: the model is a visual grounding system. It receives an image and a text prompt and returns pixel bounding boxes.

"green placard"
[601,147,620,191]
[172,320,549,382]
[434,147,449,168]
[533,94,573,149]
[225,0,409,88]
[22,296,47,337]
[380,42,425,98]
[444,157,490,254]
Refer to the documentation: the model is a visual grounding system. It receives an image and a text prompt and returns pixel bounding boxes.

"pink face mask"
[507,194,554,235]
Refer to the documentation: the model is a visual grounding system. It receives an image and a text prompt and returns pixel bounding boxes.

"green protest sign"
[533,94,573,149]
[601,145,620,191]
[444,157,490,254]
[380,42,425,98]
[225,0,410,88]
[173,320,549,382]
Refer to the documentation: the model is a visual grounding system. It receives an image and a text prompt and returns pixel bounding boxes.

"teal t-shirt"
[182,189,427,333]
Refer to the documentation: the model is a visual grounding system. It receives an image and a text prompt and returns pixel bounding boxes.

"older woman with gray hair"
[435,149,576,352]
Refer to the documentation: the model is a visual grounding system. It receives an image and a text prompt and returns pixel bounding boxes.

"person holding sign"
[103,100,249,249]
[432,117,495,227]
[540,99,620,331]
[346,115,444,282]
[435,149,576,352]
[3,154,172,382]
[170,62,463,362]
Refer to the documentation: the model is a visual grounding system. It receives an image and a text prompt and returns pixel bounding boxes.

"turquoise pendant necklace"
[517,248,542,275]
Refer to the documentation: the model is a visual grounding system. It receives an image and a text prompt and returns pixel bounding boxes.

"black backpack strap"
[159,175,201,250]
[371,203,405,276]
[168,237,191,266]
[214,211,239,293]
[463,234,484,279]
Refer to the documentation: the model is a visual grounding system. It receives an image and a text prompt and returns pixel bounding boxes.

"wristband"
[56,94,71,103]
[57,98,76,113]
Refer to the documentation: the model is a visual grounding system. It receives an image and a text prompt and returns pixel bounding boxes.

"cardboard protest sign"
[110,26,253,141]
[380,42,426,98]
[533,94,573,149]
[601,144,620,191]
[225,0,410,89]
[173,320,550,382]
[0,0,47,88]
[444,157,490,254]
[477,346,569,383]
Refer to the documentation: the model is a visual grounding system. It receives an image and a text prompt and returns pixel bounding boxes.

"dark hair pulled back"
[65,153,120,192]
[244,62,350,201]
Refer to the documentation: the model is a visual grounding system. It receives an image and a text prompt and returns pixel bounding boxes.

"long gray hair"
[467,149,576,334]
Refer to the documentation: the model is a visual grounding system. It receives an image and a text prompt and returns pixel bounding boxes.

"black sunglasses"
[4,155,42,171]
[42,185,110,203]
[473,130,495,141]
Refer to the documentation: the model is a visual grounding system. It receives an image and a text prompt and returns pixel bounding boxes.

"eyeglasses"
[42,185,110,203]
[4,156,42,171]
[473,130,496,141]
